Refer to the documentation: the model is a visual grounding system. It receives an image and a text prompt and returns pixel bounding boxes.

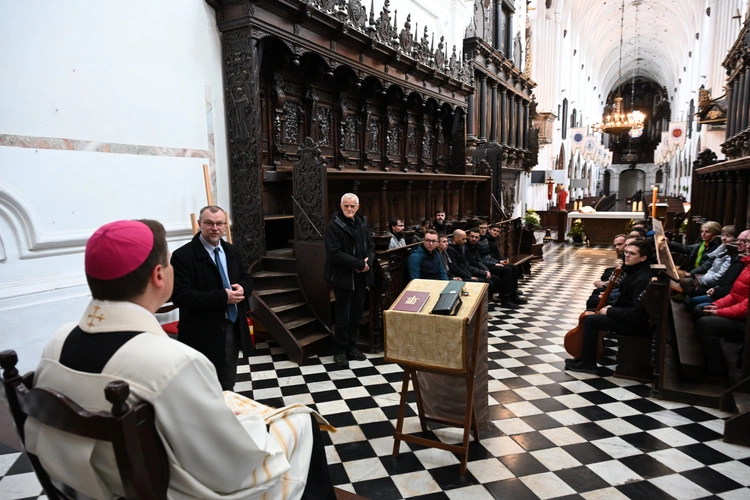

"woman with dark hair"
[388,218,406,249]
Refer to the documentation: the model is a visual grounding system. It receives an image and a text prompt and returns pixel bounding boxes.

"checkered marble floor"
[2,242,750,500]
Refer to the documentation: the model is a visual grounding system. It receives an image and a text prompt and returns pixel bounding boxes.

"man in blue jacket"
[324,193,376,368]
[407,229,448,281]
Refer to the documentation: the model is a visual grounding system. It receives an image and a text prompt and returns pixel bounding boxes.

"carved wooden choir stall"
[206,0,536,363]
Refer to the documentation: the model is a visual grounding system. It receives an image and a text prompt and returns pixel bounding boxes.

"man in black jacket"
[171,205,254,390]
[324,193,376,368]
[467,227,525,307]
[566,240,654,374]
[447,229,514,308]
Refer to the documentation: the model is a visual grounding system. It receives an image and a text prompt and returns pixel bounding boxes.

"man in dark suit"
[171,205,254,390]
[324,193,375,368]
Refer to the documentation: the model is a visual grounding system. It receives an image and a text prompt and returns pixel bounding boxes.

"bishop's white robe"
[25,300,324,500]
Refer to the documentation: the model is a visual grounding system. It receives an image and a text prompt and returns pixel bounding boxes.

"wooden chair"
[0,350,169,500]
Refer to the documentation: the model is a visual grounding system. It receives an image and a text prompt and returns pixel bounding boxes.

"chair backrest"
[0,350,169,500]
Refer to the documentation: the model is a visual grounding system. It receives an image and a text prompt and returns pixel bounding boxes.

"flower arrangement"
[567,219,584,238]
[524,209,541,228]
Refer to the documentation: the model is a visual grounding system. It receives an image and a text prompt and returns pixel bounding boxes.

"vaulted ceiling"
[563,0,705,96]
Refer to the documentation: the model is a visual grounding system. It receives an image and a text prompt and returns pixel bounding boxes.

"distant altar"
[566,212,636,245]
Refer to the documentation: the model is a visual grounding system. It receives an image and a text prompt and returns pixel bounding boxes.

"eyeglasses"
[424,239,438,243]
[202,221,226,228]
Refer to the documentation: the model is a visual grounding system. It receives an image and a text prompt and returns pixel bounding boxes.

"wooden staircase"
[250,249,331,365]
[720,375,750,447]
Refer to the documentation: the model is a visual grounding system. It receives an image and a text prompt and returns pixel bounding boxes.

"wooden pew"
[669,301,705,380]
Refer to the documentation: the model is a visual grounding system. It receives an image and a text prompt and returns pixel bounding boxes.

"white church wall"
[0,0,227,372]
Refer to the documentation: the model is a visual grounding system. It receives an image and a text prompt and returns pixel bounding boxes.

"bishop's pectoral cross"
[87,305,104,327]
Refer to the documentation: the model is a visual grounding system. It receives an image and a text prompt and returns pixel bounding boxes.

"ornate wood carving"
[293,138,326,241]
[224,27,264,263]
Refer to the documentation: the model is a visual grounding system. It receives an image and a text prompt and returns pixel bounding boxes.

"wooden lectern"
[383,279,489,474]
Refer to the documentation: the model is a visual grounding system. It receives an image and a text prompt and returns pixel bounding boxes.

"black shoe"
[564,359,598,374]
[514,290,524,296]
[346,348,367,361]
[511,295,528,304]
[564,358,581,367]
[499,299,520,309]
[333,353,349,368]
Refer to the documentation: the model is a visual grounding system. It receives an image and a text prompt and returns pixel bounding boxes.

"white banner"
[668,121,687,152]
[583,136,598,160]
[661,131,673,155]
[570,128,586,156]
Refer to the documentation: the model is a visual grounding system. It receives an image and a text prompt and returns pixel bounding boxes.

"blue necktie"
[214,247,238,323]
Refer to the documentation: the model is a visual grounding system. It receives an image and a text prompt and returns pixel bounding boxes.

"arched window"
[655,170,663,184]
[561,98,568,140]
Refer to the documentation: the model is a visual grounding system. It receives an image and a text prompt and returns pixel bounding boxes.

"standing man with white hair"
[324,193,376,368]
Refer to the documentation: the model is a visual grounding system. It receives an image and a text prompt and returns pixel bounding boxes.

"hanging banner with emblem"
[570,128,586,156]
[583,136,598,160]
[668,121,687,152]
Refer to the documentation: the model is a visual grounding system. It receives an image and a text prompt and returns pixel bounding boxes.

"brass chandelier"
[597,0,645,136]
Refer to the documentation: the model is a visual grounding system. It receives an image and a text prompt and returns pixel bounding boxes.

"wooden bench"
[614,333,653,383]
[669,300,705,380]
[646,267,748,408]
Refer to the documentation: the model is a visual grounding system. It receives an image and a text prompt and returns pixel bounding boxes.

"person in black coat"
[324,193,376,368]
[171,205,254,390]
[566,240,654,374]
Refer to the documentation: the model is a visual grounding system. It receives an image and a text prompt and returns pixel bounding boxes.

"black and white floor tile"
[2,243,749,499]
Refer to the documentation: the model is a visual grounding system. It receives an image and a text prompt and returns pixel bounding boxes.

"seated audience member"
[388,218,407,249]
[586,234,627,310]
[475,222,527,301]
[696,249,750,378]
[629,227,647,239]
[466,227,526,307]
[412,219,432,243]
[670,221,722,272]
[566,240,654,374]
[447,229,509,306]
[433,209,448,235]
[487,224,504,260]
[437,234,463,281]
[407,229,448,281]
[690,231,750,313]
[26,219,335,500]
[680,225,736,295]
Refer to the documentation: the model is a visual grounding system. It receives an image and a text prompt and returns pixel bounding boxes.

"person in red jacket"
[696,254,750,377]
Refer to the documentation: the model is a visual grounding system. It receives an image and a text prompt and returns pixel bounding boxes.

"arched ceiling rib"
[562,0,704,98]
